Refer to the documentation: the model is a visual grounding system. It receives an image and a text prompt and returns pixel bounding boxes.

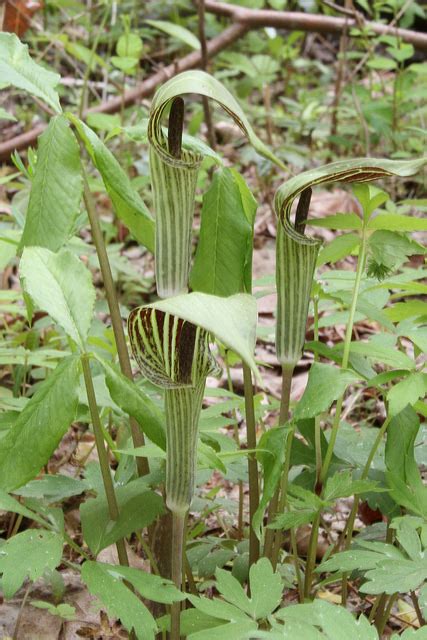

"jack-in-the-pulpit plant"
[147,70,285,299]
[128,307,220,514]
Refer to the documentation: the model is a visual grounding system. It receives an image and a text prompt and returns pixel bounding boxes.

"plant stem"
[82,172,149,477]
[411,591,426,627]
[313,294,322,489]
[171,511,186,640]
[224,352,244,538]
[271,425,295,570]
[304,510,321,599]
[320,229,368,484]
[263,363,294,561]
[376,593,398,636]
[81,353,129,568]
[243,362,260,568]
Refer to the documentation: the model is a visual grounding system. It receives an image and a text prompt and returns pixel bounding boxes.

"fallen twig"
[0,22,246,162]
[205,0,427,51]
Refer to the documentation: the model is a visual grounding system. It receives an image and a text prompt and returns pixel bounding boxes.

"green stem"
[263,363,294,561]
[271,425,295,570]
[81,354,129,568]
[171,512,186,640]
[304,510,321,599]
[376,593,398,636]
[320,229,368,484]
[82,171,149,477]
[224,352,244,538]
[313,295,322,488]
[243,363,260,568]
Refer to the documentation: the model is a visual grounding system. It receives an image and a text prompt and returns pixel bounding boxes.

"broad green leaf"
[309,213,362,230]
[393,518,423,561]
[144,293,260,381]
[368,213,427,231]
[323,470,383,501]
[0,530,63,598]
[20,247,96,349]
[385,300,427,322]
[253,425,290,540]
[20,116,82,251]
[81,561,171,640]
[249,558,283,619]
[146,19,200,50]
[116,32,143,59]
[318,544,404,574]
[360,557,427,594]
[294,363,360,420]
[0,356,80,491]
[348,341,414,370]
[275,600,376,639]
[30,601,76,621]
[215,568,253,617]
[317,233,359,266]
[80,478,164,554]
[148,70,285,169]
[188,620,258,640]
[190,167,256,296]
[14,475,89,502]
[367,230,423,276]
[385,406,427,517]
[0,489,47,526]
[387,373,426,417]
[95,355,166,450]
[269,509,317,531]
[188,594,251,622]
[0,33,61,113]
[68,115,155,252]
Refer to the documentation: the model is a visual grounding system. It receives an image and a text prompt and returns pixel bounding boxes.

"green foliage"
[20,116,82,252]
[20,247,95,349]
[385,406,427,517]
[0,33,61,112]
[81,561,184,640]
[0,529,63,598]
[294,363,360,420]
[185,558,281,638]
[190,167,257,296]
[80,479,164,554]
[96,355,166,449]
[0,356,80,491]
[146,19,200,50]
[68,115,155,252]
